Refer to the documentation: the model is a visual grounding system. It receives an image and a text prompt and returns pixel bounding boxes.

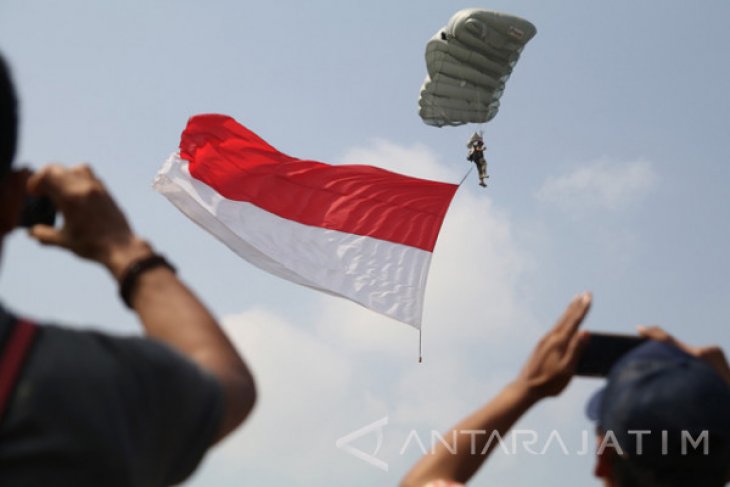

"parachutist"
[419,10,536,189]
[466,132,489,188]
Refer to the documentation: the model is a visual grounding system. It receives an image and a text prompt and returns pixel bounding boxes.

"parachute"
[418,9,537,127]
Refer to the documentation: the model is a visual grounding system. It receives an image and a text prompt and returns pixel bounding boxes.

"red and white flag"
[154,114,458,327]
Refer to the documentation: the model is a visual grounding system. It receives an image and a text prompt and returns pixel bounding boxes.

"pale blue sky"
[1,1,729,486]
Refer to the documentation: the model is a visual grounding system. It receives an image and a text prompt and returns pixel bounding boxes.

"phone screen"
[19,196,56,228]
[576,333,648,377]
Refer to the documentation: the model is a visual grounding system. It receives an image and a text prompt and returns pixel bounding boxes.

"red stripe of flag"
[180,114,458,252]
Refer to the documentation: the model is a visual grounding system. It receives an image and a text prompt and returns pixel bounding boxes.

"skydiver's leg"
[477,159,487,187]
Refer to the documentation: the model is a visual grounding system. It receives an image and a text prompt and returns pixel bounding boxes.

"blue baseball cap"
[586,341,730,472]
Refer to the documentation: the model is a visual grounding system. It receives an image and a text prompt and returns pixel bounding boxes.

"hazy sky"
[1,1,729,485]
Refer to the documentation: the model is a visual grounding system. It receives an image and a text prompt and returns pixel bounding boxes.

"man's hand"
[638,325,730,385]
[27,163,256,440]
[515,292,592,399]
[26,164,151,278]
[400,292,593,487]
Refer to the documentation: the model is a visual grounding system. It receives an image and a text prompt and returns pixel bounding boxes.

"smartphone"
[19,196,56,228]
[576,332,648,377]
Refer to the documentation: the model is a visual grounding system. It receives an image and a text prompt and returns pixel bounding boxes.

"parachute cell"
[418,9,537,127]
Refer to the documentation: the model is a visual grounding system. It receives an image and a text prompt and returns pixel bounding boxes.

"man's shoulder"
[31,320,210,383]
[0,307,225,485]
[0,305,222,410]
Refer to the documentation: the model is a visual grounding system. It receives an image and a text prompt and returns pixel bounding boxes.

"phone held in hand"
[20,196,56,228]
[576,332,648,377]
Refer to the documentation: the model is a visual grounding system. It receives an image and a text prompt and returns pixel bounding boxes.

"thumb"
[565,330,590,371]
[29,224,66,248]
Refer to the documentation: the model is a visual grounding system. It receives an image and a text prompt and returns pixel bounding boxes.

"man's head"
[0,53,29,252]
[587,341,730,487]
[1,53,17,175]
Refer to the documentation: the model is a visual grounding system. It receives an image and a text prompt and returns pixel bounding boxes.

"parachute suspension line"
[458,165,474,186]
[418,328,423,363]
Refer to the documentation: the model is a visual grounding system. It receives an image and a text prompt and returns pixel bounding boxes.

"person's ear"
[594,434,614,480]
[0,168,31,235]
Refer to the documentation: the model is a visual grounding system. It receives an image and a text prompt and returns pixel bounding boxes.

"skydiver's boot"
[479,178,487,187]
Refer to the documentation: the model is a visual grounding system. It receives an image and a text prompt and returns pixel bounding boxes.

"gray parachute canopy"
[418,9,537,128]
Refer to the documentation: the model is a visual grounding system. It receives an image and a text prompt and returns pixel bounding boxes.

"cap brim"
[586,387,604,421]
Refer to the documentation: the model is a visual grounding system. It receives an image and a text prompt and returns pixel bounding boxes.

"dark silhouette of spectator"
[0,53,256,486]
[401,293,730,486]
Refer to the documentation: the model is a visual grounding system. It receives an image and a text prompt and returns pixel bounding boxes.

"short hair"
[0,53,18,176]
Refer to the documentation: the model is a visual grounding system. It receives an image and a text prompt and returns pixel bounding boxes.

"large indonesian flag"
[154,114,458,327]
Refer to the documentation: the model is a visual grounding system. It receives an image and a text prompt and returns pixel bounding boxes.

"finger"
[637,325,702,357]
[697,345,726,362]
[563,330,590,371]
[28,224,66,248]
[638,327,730,384]
[637,325,686,349]
[696,346,730,385]
[636,325,673,342]
[26,164,67,200]
[75,162,95,178]
[555,292,592,339]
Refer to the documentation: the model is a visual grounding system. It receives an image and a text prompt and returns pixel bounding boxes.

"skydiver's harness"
[467,143,485,164]
[0,318,38,425]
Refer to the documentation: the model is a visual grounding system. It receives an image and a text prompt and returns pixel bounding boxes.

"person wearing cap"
[0,54,256,484]
[401,293,730,487]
